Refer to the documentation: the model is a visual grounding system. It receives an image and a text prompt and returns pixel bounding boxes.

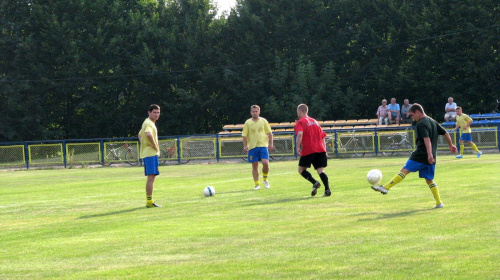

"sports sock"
[263,172,268,181]
[300,170,317,184]
[255,181,260,186]
[428,182,442,205]
[460,144,465,155]
[147,196,153,204]
[383,172,405,190]
[319,172,330,190]
[470,143,479,153]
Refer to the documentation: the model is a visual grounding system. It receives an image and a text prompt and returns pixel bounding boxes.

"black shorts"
[298,152,328,170]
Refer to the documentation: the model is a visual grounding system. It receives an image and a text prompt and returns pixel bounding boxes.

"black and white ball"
[203,186,215,197]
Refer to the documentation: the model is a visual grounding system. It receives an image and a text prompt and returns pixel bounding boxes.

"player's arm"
[443,132,457,154]
[423,137,434,164]
[267,132,274,151]
[145,132,158,153]
[296,131,303,155]
[242,136,248,152]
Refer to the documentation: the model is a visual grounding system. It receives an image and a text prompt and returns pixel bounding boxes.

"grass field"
[1,155,499,279]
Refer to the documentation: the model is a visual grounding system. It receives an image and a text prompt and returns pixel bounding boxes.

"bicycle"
[159,142,190,165]
[380,130,414,156]
[335,130,367,157]
[102,143,139,166]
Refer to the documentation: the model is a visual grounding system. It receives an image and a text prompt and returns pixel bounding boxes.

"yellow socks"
[263,173,268,182]
[255,181,260,187]
[383,172,405,190]
[428,182,442,205]
[147,196,153,205]
[470,143,479,153]
[460,144,465,155]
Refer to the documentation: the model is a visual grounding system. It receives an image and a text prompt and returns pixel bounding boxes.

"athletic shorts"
[460,133,473,142]
[299,152,328,170]
[403,159,435,180]
[247,147,269,163]
[143,155,160,176]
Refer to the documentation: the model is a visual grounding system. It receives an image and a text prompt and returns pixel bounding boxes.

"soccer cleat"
[477,151,482,158]
[254,185,261,190]
[371,185,388,195]
[146,202,162,208]
[456,155,463,159]
[264,180,270,189]
[434,203,444,209]
[311,181,321,196]
[322,189,331,197]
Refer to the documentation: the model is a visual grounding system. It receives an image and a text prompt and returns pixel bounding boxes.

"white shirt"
[445,102,457,112]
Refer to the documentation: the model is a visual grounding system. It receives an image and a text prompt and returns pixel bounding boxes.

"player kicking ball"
[371,103,457,208]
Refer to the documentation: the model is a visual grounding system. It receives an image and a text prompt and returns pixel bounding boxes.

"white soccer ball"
[367,169,383,186]
[203,186,215,197]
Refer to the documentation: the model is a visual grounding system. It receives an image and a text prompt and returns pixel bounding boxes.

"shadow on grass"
[78,207,144,219]
[356,208,432,221]
[243,196,315,206]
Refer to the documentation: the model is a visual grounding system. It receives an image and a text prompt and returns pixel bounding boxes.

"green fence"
[0,126,498,169]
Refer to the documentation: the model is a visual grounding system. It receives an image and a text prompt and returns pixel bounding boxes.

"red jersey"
[294,116,326,156]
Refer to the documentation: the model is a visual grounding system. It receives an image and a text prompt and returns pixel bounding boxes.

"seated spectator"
[444,97,457,121]
[388,98,400,125]
[401,99,412,124]
[376,99,389,125]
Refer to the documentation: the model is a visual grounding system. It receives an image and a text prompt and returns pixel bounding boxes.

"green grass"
[1,154,499,279]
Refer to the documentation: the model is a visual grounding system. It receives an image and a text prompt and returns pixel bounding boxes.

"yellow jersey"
[242,117,272,150]
[138,118,159,158]
[456,114,472,133]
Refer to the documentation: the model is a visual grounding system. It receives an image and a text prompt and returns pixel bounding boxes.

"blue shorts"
[247,147,269,163]
[403,159,435,180]
[460,133,473,142]
[143,155,160,176]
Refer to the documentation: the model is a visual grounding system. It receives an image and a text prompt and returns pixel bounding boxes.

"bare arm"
[443,132,457,154]
[423,137,434,164]
[296,131,303,156]
[267,133,274,152]
[242,136,248,153]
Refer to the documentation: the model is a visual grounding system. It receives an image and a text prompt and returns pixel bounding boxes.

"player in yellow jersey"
[242,105,274,190]
[454,107,481,158]
[138,104,162,208]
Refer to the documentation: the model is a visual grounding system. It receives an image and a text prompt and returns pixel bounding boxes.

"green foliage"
[0,0,499,141]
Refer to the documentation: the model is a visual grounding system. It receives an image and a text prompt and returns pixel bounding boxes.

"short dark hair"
[409,103,424,114]
[149,104,160,112]
[297,104,308,113]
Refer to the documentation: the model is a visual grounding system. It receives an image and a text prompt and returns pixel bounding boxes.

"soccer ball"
[367,169,383,186]
[203,186,215,197]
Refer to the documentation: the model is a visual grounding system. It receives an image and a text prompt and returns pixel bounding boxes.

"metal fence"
[1,125,499,169]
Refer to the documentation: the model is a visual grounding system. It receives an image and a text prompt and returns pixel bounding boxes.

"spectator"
[444,97,457,121]
[401,99,413,124]
[376,99,389,125]
[388,98,400,125]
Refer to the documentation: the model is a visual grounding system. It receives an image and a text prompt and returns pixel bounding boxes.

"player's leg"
[298,154,320,196]
[260,148,271,189]
[252,161,260,190]
[372,159,415,194]
[457,139,464,158]
[426,179,443,208]
[144,155,161,208]
[248,148,261,190]
[467,140,481,156]
[313,153,330,196]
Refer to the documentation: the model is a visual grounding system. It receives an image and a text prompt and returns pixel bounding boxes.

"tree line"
[1,0,498,142]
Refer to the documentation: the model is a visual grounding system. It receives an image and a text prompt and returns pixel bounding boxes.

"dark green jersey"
[409,117,447,164]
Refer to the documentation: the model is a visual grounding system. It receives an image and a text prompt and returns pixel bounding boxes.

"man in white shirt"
[444,97,457,122]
